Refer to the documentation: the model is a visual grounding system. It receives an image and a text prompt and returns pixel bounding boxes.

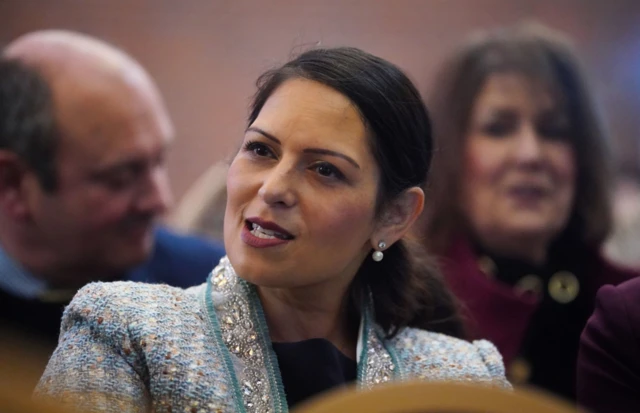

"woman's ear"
[371,186,425,249]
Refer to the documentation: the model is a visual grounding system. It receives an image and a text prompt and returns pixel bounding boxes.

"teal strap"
[245,282,288,412]
[203,276,247,413]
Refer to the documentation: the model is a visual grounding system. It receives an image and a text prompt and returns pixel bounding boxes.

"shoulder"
[68,280,200,308]
[63,281,206,334]
[390,328,509,388]
[593,276,640,324]
[38,281,234,410]
[612,276,640,299]
[587,277,640,337]
[577,272,640,410]
[579,277,640,377]
[58,281,209,373]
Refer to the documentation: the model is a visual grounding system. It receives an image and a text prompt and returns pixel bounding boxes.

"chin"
[227,251,302,288]
[503,219,561,241]
[229,253,277,285]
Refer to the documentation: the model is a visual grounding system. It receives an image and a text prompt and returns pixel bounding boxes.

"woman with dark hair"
[417,22,639,400]
[35,47,509,412]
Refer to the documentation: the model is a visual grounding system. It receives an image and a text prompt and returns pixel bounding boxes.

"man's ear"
[0,150,33,220]
[370,186,425,249]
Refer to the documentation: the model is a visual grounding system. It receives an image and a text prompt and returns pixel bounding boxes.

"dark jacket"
[440,236,637,400]
[577,277,640,413]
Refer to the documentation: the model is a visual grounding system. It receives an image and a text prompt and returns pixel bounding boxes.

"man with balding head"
[0,31,224,358]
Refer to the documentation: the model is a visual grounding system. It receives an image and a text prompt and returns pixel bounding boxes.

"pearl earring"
[372,241,386,262]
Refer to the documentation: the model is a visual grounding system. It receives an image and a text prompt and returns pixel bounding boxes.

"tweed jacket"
[36,257,510,413]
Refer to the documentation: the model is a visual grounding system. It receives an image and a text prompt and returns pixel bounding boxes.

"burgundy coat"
[577,277,640,413]
[439,236,638,399]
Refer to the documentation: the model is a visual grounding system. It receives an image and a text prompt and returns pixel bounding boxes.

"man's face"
[26,72,174,278]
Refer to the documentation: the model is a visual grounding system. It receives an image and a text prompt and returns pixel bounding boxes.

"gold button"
[507,357,532,385]
[477,256,497,278]
[548,271,580,304]
[514,274,544,297]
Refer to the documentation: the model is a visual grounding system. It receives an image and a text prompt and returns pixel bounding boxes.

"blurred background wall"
[2,0,639,201]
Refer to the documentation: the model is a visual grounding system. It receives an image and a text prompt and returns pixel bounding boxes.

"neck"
[257,280,358,359]
[476,232,550,265]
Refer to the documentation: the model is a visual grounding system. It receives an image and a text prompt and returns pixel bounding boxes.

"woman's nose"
[257,165,298,208]
[512,124,544,166]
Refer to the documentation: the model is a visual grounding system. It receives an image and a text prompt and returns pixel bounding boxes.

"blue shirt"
[0,226,225,299]
[0,243,47,299]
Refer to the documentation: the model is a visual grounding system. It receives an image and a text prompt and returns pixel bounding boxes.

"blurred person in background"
[0,30,224,384]
[415,22,639,400]
[35,46,509,412]
[577,276,640,413]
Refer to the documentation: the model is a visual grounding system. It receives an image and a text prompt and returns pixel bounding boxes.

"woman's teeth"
[251,223,283,239]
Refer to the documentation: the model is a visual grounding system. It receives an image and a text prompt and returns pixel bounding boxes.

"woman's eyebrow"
[247,126,360,169]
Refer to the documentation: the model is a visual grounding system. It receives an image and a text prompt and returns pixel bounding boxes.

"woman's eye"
[244,141,274,158]
[538,124,569,140]
[537,116,571,141]
[482,120,514,138]
[313,162,344,180]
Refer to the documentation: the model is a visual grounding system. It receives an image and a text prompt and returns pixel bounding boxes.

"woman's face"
[224,78,381,289]
[461,73,576,251]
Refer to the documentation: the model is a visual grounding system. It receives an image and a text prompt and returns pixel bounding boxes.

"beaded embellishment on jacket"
[204,257,399,413]
[359,327,398,389]
[205,257,286,413]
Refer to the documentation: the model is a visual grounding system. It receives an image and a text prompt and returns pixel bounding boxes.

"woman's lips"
[506,184,550,204]
[245,217,294,239]
[241,223,292,248]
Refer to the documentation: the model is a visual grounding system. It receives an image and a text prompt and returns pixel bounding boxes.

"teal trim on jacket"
[36,258,510,413]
